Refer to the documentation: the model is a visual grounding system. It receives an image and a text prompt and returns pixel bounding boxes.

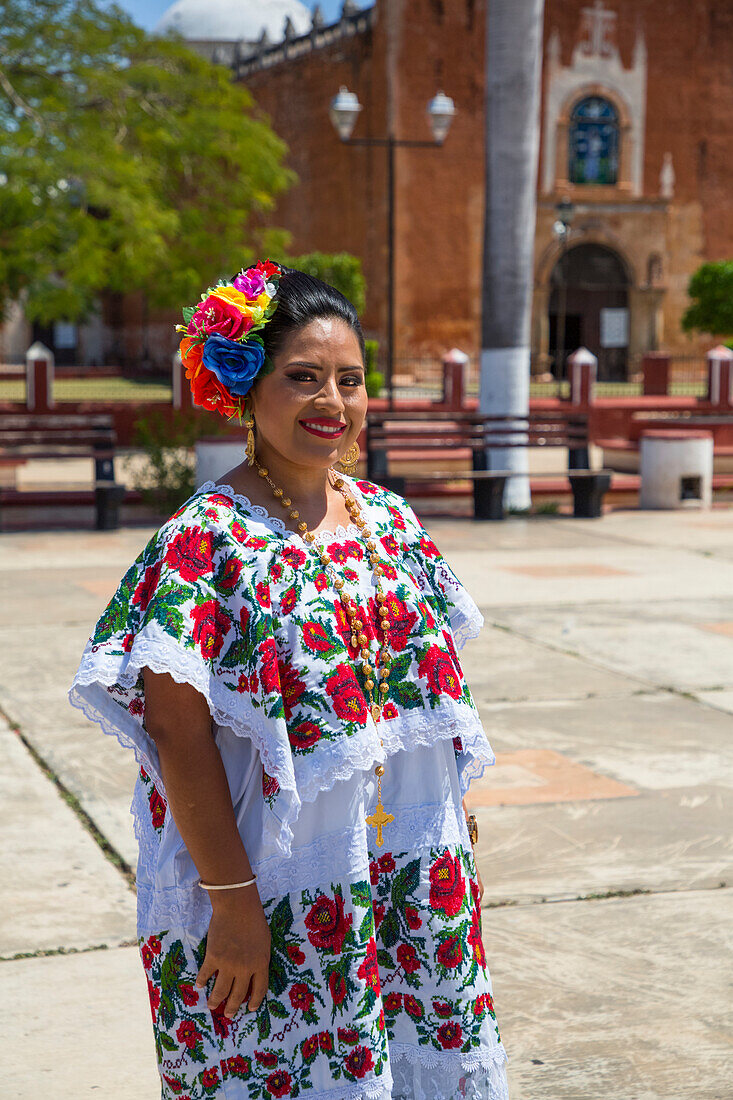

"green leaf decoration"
[379,908,400,949]
[159,1031,177,1051]
[257,1003,271,1042]
[182,305,195,324]
[268,999,288,1019]
[268,950,289,997]
[394,681,423,710]
[377,948,394,970]
[269,896,294,944]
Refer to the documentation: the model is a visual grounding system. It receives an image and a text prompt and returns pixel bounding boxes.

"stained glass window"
[568,96,619,185]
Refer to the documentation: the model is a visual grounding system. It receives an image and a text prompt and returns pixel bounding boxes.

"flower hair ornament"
[176,260,282,421]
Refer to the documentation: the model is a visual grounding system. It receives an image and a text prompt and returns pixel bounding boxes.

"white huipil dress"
[70,476,509,1100]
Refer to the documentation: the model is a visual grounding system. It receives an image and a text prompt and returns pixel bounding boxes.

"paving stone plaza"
[1,507,732,1098]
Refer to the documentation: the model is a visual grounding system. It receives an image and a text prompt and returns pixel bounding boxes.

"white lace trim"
[196,479,363,542]
[390,1042,509,1100]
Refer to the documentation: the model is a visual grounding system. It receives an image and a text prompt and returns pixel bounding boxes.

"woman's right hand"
[196,888,272,1019]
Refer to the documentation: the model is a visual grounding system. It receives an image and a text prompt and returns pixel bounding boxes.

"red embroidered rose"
[357,938,380,993]
[314,572,328,591]
[437,1022,463,1049]
[164,527,215,582]
[265,1069,292,1097]
[258,639,280,693]
[262,769,280,800]
[176,1020,201,1049]
[417,598,436,630]
[383,992,402,1014]
[280,586,297,615]
[148,936,161,955]
[256,580,271,608]
[384,593,417,651]
[305,892,353,953]
[282,546,306,569]
[369,860,380,885]
[442,628,460,668]
[417,644,462,699]
[179,983,199,1007]
[237,672,250,693]
[378,1009,386,1031]
[380,534,400,557]
[356,480,378,495]
[279,662,306,720]
[396,943,421,974]
[325,664,368,725]
[227,1055,251,1078]
[248,535,269,550]
[270,562,282,582]
[419,534,440,557]
[231,521,247,542]
[255,1051,278,1067]
[149,788,167,829]
[301,1035,319,1061]
[381,563,398,581]
[437,934,463,969]
[404,995,423,1019]
[372,902,385,929]
[190,599,231,660]
[250,672,259,694]
[329,540,362,563]
[468,909,486,966]
[286,943,305,965]
[128,697,144,716]
[211,1004,231,1037]
[429,850,466,916]
[217,557,242,592]
[302,620,332,654]
[239,604,250,633]
[473,994,486,1017]
[141,943,154,969]
[122,633,134,652]
[328,970,347,1006]
[433,999,453,1018]
[289,983,314,1013]
[453,736,464,755]
[162,1074,183,1094]
[288,720,322,752]
[470,878,480,908]
[485,992,496,1016]
[318,1031,333,1051]
[337,1026,359,1045]
[405,906,422,930]
[378,853,395,873]
[344,1045,374,1079]
[381,701,399,720]
[387,504,407,530]
[132,561,162,611]
[146,979,160,1016]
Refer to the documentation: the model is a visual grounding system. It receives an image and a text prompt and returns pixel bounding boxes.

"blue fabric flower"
[202,335,265,396]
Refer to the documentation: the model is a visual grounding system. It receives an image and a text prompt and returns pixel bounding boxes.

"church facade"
[3,0,731,381]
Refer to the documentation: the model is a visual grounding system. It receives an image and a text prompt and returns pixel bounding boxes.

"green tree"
[289,252,366,315]
[0,0,294,324]
[682,261,733,340]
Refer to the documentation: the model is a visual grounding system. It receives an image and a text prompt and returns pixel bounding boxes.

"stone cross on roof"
[580,0,617,57]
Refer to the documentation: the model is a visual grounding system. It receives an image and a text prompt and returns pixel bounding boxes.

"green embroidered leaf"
[257,1003,271,1042]
[220,638,250,669]
[394,681,422,710]
[193,936,207,969]
[391,858,421,908]
[268,998,288,1019]
[358,908,374,943]
[159,1031,177,1051]
[268,951,289,997]
[377,948,394,970]
[350,880,371,909]
[269,898,293,945]
[390,653,412,681]
[379,908,400,949]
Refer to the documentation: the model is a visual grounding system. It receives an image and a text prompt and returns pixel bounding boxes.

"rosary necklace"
[254,459,394,846]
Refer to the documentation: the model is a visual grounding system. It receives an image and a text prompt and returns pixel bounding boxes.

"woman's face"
[250,316,367,471]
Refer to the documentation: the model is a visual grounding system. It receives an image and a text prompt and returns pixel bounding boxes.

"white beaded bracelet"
[199,876,257,891]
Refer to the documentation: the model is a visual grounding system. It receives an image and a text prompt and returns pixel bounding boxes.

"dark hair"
[260,266,365,365]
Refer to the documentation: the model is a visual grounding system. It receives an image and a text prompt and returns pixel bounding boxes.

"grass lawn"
[0,377,172,403]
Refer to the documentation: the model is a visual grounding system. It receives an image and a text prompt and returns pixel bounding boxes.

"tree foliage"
[682,261,733,339]
[289,252,367,315]
[0,0,294,323]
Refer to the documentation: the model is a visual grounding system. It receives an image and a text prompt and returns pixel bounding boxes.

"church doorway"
[549,243,630,381]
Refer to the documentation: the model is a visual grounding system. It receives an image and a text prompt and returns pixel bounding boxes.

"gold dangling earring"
[336,442,360,476]
[244,408,256,467]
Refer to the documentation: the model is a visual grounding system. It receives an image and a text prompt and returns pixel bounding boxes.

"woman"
[70,264,508,1100]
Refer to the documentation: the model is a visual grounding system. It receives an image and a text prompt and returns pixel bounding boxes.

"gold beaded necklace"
[253,458,395,845]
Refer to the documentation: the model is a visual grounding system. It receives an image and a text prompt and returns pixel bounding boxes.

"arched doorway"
[549,243,630,381]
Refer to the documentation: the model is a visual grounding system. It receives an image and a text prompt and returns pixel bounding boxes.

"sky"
[113,0,358,33]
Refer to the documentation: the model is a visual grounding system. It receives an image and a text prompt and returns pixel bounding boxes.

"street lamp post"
[329,87,456,407]
[552,196,575,379]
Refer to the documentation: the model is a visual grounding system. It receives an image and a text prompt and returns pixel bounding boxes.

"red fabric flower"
[227,1055,251,1078]
[405,906,422,930]
[211,1004,231,1037]
[380,534,400,557]
[279,661,306,720]
[468,909,486,967]
[128,697,144,716]
[328,970,347,1005]
[218,557,243,592]
[302,620,333,654]
[280,586,297,615]
[236,672,250,693]
[179,983,199,1007]
[433,999,453,1018]
[357,938,380,993]
[141,943,154,969]
[419,534,440,557]
[262,769,280,800]
[301,1035,319,1061]
[404,995,423,1019]
[165,527,215,582]
[337,1026,360,1046]
[429,850,466,917]
[305,893,352,953]
[381,701,399,720]
[270,562,282,581]
[396,943,421,974]
[133,561,162,611]
[437,1022,463,1049]
[176,1020,201,1049]
[344,1045,374,1079]
[258,639,280,693]
[418,644,462,700]
[384,593,417,651]
[314,572,328,591]
[146,979,160,1017]
[188,294,251,340]
[255,580,271,608]
[231,521,247,542]
[485,993,496,1016]
[282,546,306,568]
[148,936,161,955]
[387,504,407,530]
[325,664,368,725]
[288,720,322,752]
[265,1069,292,1097]
[372,902,385,929]
[356,480,378,495]
[286,943,305,965]
[442,628,460,669]
[122,633,135,652]
[149,788,167,829]
[378,853,395,873]
[162,1074,183,1094]
[318,1031,333,1052]
[437,934,463,969]
[190,599,231,660]
[383,992,402,1014]
[328,540,363,563]
[369,861,379,886]
[289,983,314,1013]
[255,1051,278,1067]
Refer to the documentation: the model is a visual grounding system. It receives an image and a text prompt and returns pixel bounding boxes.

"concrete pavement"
[1,507,732,1097]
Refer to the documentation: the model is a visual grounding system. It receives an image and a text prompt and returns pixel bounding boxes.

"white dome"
[155,0,312,42]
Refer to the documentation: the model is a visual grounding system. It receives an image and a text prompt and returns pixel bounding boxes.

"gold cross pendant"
[366,799,394,847]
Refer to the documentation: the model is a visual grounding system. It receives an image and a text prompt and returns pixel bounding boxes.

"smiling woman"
[69,264,508,1100]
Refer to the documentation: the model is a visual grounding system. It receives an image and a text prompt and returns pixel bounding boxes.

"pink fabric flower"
[187,295,251,340]
[233,269,266,299]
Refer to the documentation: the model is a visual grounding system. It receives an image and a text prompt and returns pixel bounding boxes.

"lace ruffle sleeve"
[69,494,300,853]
